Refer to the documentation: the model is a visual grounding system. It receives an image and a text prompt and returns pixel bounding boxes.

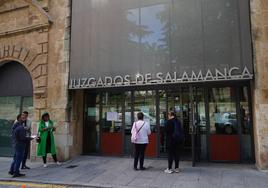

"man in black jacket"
[9,113,33,177]
[164,111,184,174]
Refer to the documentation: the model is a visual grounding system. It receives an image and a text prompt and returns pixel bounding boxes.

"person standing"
[131,112,151,170]
[21,111,31,169]
[37,112,61,167]
[9,113,33,177]
[164,111,184,174]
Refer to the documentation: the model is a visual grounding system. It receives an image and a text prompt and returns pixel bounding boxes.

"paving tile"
[0,156,268,188]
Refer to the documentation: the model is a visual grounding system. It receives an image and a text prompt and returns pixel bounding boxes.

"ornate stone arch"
[0,0,52,98]
[0,45,48,98]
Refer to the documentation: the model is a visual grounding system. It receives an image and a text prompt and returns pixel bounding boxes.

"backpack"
[172,119,184,142]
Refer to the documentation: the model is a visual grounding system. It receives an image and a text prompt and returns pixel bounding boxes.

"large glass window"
[209,87,237,135]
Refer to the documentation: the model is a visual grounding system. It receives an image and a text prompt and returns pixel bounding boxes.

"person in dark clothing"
[21,111,32,170]
[164,111,183,174]
[9,113,33,177]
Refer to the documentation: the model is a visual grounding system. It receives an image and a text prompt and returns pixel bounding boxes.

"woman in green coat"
[37,112,60,167]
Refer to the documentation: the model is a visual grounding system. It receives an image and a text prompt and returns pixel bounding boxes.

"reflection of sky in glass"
[141,4,166,46]
[126,4,166,47]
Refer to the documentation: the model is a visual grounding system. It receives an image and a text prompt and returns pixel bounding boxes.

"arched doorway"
[0,61,33,157]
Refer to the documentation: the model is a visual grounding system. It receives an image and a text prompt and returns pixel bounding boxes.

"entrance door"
[84,92,101,154]
[159,87,207,164]
[191,87,207,166]
[159,88,192,159]
[101,92,124,155]
[134,91,157,157]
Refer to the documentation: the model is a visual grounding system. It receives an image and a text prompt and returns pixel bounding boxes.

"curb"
[0,178,113,188]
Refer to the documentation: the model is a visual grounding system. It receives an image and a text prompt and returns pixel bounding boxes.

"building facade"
[0,0,268,170]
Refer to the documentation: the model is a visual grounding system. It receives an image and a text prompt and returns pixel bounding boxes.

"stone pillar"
[44,0,71,161]
[69,90,84,158]
[250,0,268,170]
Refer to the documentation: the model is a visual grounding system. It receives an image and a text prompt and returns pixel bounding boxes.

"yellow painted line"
[0,181,66,188]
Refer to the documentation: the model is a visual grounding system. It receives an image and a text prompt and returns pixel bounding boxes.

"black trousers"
[168,144,181,169]
[21,141,30,167]
[42,154,57,164]
[134,144,147,169]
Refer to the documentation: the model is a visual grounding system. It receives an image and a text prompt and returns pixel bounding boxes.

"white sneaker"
[173,168,180,173]
[164,168,173,174]
[43,164,47,168]
[56,161,61,165]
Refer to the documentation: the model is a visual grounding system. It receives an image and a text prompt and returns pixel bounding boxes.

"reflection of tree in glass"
[125,9,153,43]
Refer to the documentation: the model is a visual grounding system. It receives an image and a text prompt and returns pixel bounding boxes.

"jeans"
[10,144,25,175]
[9,148,15,174]
[134,144,147,169]
[21,141,30,167]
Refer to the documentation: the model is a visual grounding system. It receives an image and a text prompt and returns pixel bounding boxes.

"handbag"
[131,122,145,143]
[36,135,41,143]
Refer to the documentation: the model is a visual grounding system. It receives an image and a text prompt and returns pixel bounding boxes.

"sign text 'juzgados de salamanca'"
[69,66,253,89]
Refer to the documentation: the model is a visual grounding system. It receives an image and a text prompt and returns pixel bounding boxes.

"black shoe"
[21,166,30,169]
[13,173,25,178]
[140,167,146,170]
[8,171,14,175]
[134,167,138,171]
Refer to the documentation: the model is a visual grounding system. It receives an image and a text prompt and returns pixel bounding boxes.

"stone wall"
[250,0,268,170]
[0,0,71,161]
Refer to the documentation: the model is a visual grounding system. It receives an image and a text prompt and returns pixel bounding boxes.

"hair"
[41,113,49,121]
[137,112,144,120]
[16,114,22,121]
[22,111,29,115]
[168,111,176,117]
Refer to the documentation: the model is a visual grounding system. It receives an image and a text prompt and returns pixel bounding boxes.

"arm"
[17,128,32,141]
[131,122,136,134]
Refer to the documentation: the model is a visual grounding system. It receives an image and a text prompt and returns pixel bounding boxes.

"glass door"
[159,87,192,160]
[191,87,207,166]
[134,91,157,157]
[124,91,133,156]
[101,92,124,155]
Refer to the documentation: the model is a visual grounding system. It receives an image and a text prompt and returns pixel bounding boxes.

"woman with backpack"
[164,111,184,174]
[131,112,151,170]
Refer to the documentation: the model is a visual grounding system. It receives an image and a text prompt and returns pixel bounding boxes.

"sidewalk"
[0,156,268,188]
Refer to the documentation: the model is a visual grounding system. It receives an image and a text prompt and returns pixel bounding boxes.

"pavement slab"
[0,156,268,188]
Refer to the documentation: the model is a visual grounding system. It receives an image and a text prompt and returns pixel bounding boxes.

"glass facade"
[83,82,254,163]
[71,0,253,83]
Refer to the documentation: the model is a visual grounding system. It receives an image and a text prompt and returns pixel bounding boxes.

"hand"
[52,127,56,131]
[42,128,47,131]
